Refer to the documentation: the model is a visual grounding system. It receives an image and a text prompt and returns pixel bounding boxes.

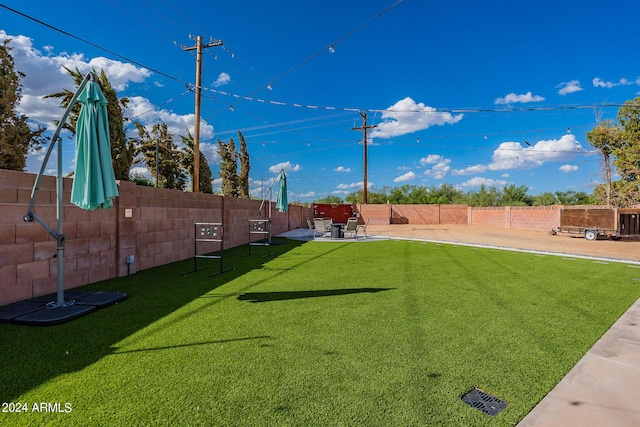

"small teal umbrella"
[276,171,288,212]
[71,81,119,210]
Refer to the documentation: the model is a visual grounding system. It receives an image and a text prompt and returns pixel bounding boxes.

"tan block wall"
[0,169,305,306]
[509,206,561,231]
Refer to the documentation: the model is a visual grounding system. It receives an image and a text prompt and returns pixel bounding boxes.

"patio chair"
[357,219,369,239]
[343,217,358,239]
[306,218,315,237]
[313,218,331,238]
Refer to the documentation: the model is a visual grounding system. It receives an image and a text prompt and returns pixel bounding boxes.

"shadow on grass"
[0,238,344,402]
[111,335,273,355]
[238,287,394,303]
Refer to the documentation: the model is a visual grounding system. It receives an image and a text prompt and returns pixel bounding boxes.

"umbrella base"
[0,291,127,326]
[12,304,96,326]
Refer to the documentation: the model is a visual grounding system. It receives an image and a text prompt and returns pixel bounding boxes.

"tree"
[500,184,532,206]
[237,131,251,198]
[180,130,212,193]
[587,119,619,206]
[345,187,387,204]
[46,67,134,180]
[466,184,500,207]
[533,192,558,206]
[554,190,594,205]
[133,121,186,190]
[314,195,344,204]
[0,39,47,170]
[217,137,239,197]
[428,183,465,204]
[614,98,640,206]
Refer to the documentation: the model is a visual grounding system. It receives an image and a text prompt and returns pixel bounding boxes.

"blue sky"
[3,0,640,202]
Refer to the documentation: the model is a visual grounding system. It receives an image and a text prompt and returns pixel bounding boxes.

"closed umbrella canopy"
[276,171,288,212]
[71,81,119,210]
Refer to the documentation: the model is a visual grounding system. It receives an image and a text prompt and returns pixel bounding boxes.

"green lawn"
[1,239,639,426]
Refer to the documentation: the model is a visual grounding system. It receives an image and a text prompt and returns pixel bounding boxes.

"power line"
[0,2,187,85]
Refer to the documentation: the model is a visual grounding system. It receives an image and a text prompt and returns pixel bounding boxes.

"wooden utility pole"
[182,35,222,192]
[351,112,377,204]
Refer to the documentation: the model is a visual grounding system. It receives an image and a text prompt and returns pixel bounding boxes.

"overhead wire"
[1,1,614,176]
[0,3,188,85]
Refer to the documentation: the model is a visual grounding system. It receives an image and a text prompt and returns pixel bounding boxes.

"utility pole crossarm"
[181,35,222,193]
[351,111,377,204]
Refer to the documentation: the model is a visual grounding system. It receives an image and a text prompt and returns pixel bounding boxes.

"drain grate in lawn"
[461,388,508,416]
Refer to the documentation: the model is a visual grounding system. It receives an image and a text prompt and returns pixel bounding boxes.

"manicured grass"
[1,239,639,426]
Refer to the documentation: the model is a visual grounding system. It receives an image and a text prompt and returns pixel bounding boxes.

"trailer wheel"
[584,230,597,241]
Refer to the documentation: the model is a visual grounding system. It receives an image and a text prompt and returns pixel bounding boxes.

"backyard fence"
[1,168,627,306]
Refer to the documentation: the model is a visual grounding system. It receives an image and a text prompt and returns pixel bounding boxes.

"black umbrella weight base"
[13,304,97,326]
[0,290,128,326]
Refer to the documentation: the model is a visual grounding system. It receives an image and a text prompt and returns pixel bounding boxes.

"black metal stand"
[246,219,275,257]
[182,221,233,276]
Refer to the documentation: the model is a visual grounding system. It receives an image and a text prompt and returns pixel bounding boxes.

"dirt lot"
[366,224,640,263]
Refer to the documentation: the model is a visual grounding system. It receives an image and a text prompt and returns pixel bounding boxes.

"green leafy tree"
[500,184,532,206]
[533,192,558,206]
[614,98,640,206]
[345,187,388,204]
[237,131,251,198]
[133,122,186,190]
[179,130,212,193]
[554,190,594,205]
[587,119,620,206]
[466,184,501,207]
[217,137,239,197]
[430,183,465,204]
[46,67,134,180]
[314,195,344,204]
[0,39,47,170]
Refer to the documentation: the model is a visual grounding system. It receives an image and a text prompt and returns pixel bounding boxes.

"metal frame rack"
[247,219,274,257]
[183,221,233,277]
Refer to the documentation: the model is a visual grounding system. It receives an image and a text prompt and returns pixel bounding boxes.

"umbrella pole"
[55,132,65,307]
[24,72,94,308]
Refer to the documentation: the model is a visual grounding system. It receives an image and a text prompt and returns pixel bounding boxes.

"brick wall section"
[440,205,468,224]
[356,204,391,224]
[509,206,561,231]
[469,207,511,228]
[0,169,305,306]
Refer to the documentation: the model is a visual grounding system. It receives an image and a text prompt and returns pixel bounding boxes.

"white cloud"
[559,164,579,173]
[126,96,215,141]
[299,191,317,198]
[336,181,373,190]
[452,164,488,175]
[213,72,230,87]
[394,171,416,182]
[494,91,545,105]
[419,154,445,165]
[420,154,451,179]
[269,161,302,173]
[369,97,463,139]
[452,134,584,175]
[556,80,583,95]
[593,77,634,88]
[460,177,509,188]
[334,166,352,172]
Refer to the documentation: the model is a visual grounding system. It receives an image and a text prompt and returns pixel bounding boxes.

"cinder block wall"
[0,169,307,307]
[509,206,561,231]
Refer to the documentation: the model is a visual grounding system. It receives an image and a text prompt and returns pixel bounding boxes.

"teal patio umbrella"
[19,72,127,323]
[276,171,288,212]
[71,80,119,210]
